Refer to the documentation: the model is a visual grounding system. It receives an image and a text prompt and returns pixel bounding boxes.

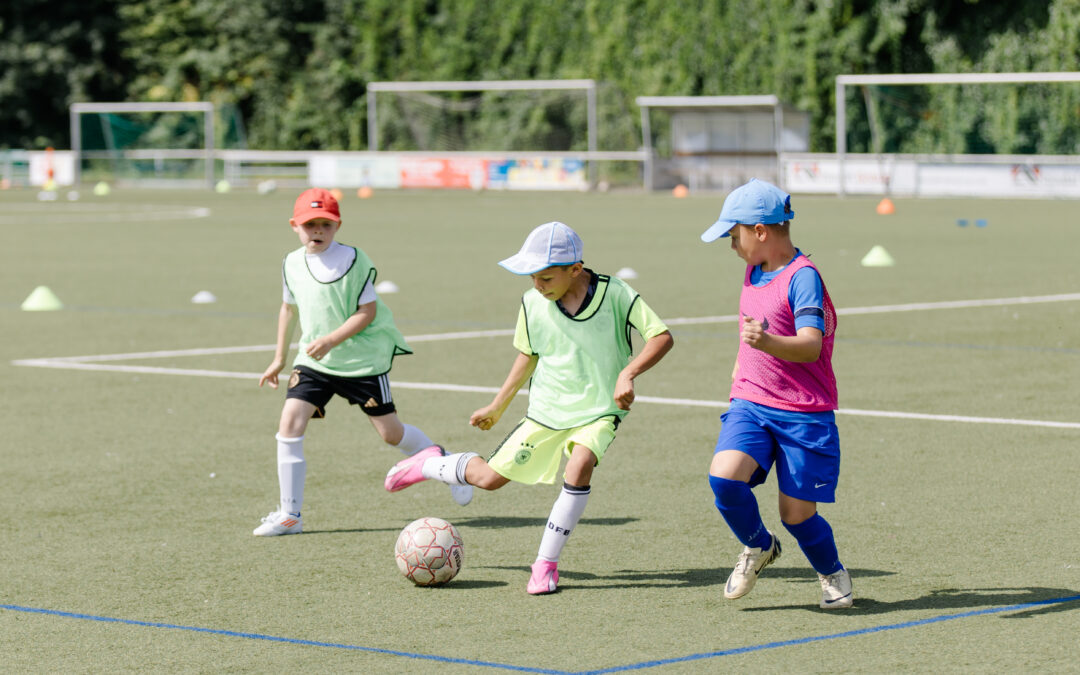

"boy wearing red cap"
[254,188,471,536]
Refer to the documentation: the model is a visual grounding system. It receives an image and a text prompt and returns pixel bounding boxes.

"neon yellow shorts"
[487,417,618,485]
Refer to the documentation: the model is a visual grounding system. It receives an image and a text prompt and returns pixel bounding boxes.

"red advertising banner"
[399,158,487,189]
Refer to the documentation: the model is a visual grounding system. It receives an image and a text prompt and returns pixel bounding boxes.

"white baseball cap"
[498,221,584,275]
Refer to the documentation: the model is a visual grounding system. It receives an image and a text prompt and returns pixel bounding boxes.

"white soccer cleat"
[818,568,854,609]
[723,532,781,599]
[450,484,474,506]
[253,510,302,536]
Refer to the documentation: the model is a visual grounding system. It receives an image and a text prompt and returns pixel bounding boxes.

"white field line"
[10,357,1080,429]
[12,292,1080,430]
[0,205,210,225]
[662,292,1080,326]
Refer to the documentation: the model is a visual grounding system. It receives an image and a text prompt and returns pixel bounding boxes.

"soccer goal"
[833,71,1080,197]
[70,102,240,188]
[365,79,644,189]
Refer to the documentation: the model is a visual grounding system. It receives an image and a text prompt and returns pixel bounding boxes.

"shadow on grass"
[473,564,881,590]
[451,516,638,529]
[301,516,635,535]
[743,584,1080,616]
[410,579,509,590]
[299,527,401,535]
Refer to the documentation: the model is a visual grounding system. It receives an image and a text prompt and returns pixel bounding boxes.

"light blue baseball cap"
[498,221,584,275]
[700,178,794,242]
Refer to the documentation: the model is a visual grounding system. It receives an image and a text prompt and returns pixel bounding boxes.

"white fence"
[12,148,1080,198]
[783,153,1080,199]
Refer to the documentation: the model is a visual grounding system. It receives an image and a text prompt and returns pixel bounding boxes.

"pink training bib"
[730,255,838,411]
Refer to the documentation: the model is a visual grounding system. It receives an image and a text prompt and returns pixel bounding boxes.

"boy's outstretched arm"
[260,302,297,388]
[470,351,538,431]
[614,330,674,410]
[304,301,377,361]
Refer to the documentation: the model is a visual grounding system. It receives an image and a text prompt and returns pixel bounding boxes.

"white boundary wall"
[783,153,1080,198]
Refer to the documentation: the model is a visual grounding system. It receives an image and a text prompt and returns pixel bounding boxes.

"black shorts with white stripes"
[285,365,396,418]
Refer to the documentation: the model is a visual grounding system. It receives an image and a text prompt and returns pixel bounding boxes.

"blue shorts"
[713,400,841,503]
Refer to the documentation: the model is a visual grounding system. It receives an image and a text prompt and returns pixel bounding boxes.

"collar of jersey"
[555,269,606,321]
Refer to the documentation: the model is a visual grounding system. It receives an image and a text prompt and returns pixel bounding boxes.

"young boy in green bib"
[254,188,471,536]
[385,221,673,594]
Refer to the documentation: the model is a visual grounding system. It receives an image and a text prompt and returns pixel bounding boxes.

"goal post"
[835,72,1080,196]
[367,79,597,152]
[70,102,216,188]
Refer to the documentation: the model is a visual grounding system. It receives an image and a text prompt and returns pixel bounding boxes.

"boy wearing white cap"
[253,188,471,537]
[701,178,852,609]
[385,221,673,594]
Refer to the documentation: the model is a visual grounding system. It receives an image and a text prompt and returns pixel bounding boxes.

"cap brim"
[498,254,546,275]
[498,255,578,275]
[293,209,341,224]
[700,219,736,242]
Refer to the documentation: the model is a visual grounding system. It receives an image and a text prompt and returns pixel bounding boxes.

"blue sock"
[709,475,772,550]
[783,514,842,575]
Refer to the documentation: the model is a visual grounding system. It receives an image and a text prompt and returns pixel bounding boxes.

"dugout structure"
[636,95,810,192]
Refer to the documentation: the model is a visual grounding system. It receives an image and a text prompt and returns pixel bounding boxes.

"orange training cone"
[876,198,895,215]
[672,184,688,198]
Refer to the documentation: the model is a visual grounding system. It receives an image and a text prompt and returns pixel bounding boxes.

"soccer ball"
[394,517,464,586]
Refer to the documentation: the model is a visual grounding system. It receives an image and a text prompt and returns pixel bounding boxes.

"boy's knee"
[465,459,508,491]
[709,475,752,508]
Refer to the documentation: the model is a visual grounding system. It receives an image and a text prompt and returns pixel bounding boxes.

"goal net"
[834,72,1080,196]
[367,80,597,153]
[363,80,644,189]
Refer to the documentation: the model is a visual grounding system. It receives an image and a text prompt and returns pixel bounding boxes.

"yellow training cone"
[21,286,64,311]
[860,245,895,267]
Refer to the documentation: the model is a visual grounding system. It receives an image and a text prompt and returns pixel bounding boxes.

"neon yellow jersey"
[283,245,411,377]
[513,272,668,429]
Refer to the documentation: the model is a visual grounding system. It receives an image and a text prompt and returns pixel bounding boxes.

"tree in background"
[0,0,128,149]
[1,0,1077,154]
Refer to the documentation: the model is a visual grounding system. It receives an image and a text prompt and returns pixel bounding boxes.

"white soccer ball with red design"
[395,517,464,586]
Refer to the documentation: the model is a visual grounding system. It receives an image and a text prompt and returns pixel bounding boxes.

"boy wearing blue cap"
[385,221,674,594]
[701,179,853,609]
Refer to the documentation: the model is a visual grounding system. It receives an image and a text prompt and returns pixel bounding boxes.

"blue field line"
[3,594,1079,673]
[0,603,567,674]
[578,593,1080,674]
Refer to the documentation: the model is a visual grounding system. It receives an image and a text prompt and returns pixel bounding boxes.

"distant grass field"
[1,186,1078,672]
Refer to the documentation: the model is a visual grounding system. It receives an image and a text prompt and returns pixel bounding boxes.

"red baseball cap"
[292,188,341,224]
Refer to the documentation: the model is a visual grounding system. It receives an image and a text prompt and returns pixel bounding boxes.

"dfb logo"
[547,521,571,536]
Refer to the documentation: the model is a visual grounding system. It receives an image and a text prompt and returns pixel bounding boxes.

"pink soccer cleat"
[527,560,559,595]
[384,445,442,492]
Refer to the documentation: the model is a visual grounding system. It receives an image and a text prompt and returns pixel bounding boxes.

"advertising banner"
[487,158,588,191]
[398,158,487,189]
[309,155,401,188]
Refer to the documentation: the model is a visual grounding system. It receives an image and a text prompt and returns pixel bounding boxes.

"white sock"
[276,434,305,515]
[421,451,479,486]
[395,423,435,455]
[536,483,591,563]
